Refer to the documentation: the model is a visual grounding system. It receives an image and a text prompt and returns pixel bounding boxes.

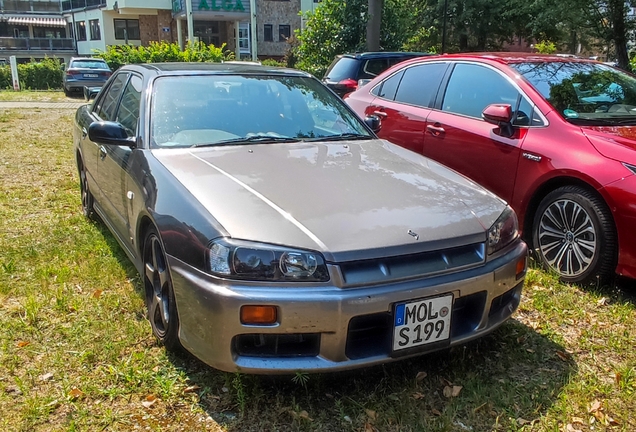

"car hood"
[582,125,636,166]
[153,140,506,262]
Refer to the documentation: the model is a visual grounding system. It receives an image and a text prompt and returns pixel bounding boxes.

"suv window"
[394,63,446,108]
[360,59,389,79]
[442,64,519,118]
[70,59,109,70]
[95,73,128,121]
[324,57,358,81]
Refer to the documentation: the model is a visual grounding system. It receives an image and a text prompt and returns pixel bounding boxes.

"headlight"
[487,206,519,255]
[208,238,329,282]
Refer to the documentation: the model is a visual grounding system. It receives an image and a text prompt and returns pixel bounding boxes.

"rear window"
[70,60,109,70]
[324,57,359,81]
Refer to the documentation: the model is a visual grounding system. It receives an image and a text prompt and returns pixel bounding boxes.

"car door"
[363,62,448,155]
[423,62,540,203]
[90,72,133,242]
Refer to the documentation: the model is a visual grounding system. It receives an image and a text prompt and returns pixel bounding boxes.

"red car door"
[422,62,534,203]
[358,62,448,155]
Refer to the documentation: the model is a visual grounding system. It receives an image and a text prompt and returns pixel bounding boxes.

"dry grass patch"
[0,108,634,431]
[0,90,75,102]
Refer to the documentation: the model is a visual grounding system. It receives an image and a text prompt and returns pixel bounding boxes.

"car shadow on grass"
[158,318,575,432]
[90,224,575,431]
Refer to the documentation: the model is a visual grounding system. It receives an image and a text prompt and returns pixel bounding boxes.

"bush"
[0,58,64,90]
[94,41,234,70]
[17,57,64,90]
[0,66,11,89]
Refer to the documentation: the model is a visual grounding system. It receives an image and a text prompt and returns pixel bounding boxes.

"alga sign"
[198,0,246,12]
[173,0,247,14]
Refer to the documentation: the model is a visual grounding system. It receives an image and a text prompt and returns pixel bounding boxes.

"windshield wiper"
[567,117,636,126]
[191,135,300,148]
[303,133,372,142]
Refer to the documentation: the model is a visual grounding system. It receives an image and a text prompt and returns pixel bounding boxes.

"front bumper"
[603,174,636,279]
[170,241,527,374]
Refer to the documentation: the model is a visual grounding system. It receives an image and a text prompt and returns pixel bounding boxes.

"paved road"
[0,101,86,109]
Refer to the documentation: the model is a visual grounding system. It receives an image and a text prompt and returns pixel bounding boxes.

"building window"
[76,21,86,41]
[278,25,290,42]
[114,19,140,40]
[264,24,273,42]
[89,19,101,40]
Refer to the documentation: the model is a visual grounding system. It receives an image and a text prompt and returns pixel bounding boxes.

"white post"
[177,19,183,49]
[185,0,194,46]
[9,56,19,91]
[250,0,257,61]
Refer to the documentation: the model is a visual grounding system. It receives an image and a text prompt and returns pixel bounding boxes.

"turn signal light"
[516,255,527,280]
[240,305,277,325]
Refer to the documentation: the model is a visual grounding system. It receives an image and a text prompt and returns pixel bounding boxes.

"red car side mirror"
[482,104,514,137]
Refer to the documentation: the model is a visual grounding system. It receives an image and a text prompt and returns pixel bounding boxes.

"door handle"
[426,124,445,136]
[373,110,387,118]
[99,145,107,160]
[81,127,87,139]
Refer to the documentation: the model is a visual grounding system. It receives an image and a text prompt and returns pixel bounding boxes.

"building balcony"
[60,0,106,12]
[1,0,62,13]
[0,36,75,50]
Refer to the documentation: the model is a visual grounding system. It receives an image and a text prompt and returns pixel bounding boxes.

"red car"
[345,53,636,284]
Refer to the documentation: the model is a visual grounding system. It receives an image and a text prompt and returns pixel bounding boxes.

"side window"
[371,70,404,100]
[442,64,518,118]
[95,73,128,121]
[360,59,389,79]
[514,97,544,127]
[394,63,447,108]
[115,75,142,136]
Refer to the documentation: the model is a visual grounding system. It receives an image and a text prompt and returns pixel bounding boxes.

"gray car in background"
[73,63,527,374]
[63,57,111,97]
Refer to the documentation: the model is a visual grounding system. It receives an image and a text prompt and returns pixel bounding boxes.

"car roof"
[340,52,431,60]
[121,62,312,77]
[417,52,602,65]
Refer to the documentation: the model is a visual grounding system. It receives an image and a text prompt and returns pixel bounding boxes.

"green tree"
[294,0,412,77]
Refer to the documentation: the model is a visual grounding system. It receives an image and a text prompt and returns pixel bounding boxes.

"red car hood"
[582,125,636,166]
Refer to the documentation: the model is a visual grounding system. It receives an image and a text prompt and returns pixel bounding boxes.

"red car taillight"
[338,78,358,91]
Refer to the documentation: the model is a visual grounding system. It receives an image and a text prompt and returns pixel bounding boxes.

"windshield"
[151,74,372,148]
[511,61,636,125]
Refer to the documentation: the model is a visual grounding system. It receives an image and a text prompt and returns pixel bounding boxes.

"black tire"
[142,227,181,351]
[532,185,616,285]
[79,160,95,220]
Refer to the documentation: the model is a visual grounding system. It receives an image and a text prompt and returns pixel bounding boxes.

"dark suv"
[323,52,430,97]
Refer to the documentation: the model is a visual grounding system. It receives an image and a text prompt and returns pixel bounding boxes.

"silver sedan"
[73,63,527,374]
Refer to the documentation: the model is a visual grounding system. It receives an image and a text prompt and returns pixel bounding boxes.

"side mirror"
[84,86,100,101]
[88,121,135,147]
[364,115,381,132]
[482,104,514,137]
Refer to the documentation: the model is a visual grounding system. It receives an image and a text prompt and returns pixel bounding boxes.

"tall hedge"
[0,57,64,90]
[94,41,234,71]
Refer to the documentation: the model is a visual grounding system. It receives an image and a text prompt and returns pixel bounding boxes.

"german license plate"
[393,294,453,351]
[84,73,98,78]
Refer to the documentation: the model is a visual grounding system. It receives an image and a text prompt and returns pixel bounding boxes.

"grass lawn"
[0,90,79,103]
[0,108,634,431]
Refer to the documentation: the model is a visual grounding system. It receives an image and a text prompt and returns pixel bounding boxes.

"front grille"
[233,333,320,358]
[339,243,485,286]
[345,291,487,360]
